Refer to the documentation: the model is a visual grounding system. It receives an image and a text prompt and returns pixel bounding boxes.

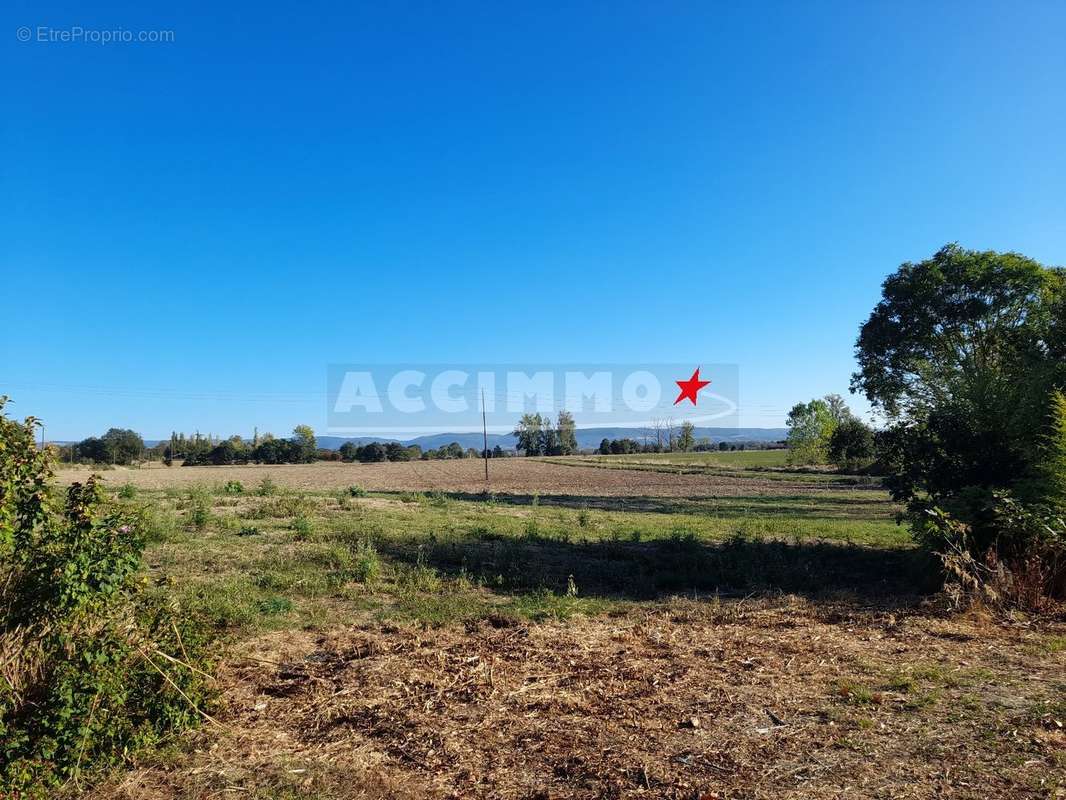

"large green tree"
[852,243,1066,503]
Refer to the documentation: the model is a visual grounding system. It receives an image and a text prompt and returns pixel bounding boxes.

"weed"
[117,481,137,499]
[221,479,245,495]
[256,475,278,496]
[350,538,381,583]
[348,484,368,497]
[187,490,212,531]
[836,680,877,706]
[291,514,314,541]
[257,596,294,616]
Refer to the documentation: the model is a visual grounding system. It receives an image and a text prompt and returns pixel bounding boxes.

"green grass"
[133,474,921,636]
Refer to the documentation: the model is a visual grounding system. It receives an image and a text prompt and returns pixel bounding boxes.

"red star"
[674,367,711,406]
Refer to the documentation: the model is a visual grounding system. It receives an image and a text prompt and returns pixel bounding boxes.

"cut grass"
[133,481,922,636]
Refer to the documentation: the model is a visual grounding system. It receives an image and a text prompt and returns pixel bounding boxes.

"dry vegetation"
[95,601,1065,800]
[65,456,1064,799]
[59,456,876,497]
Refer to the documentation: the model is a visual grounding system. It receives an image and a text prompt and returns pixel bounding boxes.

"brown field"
[96,600,1064,800]
[62,457,1064,798]
[58,457,873,498]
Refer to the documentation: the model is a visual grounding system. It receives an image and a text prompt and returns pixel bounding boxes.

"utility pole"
[481,388,489,484]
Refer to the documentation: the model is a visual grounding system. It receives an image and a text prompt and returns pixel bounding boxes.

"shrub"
[347,484,368,497]
[221,480,245,495]
[0,398,217,793]
[117,482,137,499]
[914,491,1066,611]
[256,476,278,497]
[291,514,314,541]
[349,538,381,583]
[187,491,211,532]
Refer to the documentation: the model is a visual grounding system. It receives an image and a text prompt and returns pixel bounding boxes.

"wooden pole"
[482,388,489,484]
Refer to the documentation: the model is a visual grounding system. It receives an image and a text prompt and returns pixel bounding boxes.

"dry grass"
[56,458,1064,799]
[93,598,1065,800]
[59,458,878,498]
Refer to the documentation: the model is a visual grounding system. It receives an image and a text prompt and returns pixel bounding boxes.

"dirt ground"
[98,598,1065,800]
[57,459,864,498]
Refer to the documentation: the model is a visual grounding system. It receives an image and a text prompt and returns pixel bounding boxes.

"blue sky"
[2,1,1064,440]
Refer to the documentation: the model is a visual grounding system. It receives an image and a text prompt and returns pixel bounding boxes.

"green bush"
[350,538,381,583]
[291,514,314,541]
[187,491,211,532]
[347,484,368,497]
[117,482,137,499]
[255,476,278,496]
[0,398,217,794]
[221,480,245,495]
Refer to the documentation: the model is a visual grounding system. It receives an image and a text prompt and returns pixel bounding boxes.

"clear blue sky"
[2,1,1064,440]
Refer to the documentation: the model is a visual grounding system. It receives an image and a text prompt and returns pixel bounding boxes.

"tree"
[359,442,388,463]
[827,417,875,472]
[104,428,144,464]
[385,442,411,462]
[785,399,835,464]
[677,421,695,452]
[853,244,1066,603]
[555,411,577,456]
[292,425,316,463]
[852,244,1066,502]
[514,413,545,456]
[599,438,611,455]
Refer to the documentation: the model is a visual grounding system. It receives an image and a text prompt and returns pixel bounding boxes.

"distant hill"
[315,427,787,452]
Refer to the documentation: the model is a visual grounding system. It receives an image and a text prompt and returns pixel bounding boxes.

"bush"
[221,480,245,495]
[347,484,368,497]
[256,476,277,496]
[291,514,313,541]
[913,491,1066,611]
[117,482,137,499]
[186,491,211,532]
[0,398,217,793]
[350,538,381,583]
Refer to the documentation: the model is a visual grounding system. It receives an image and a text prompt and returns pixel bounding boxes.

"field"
[67,455,1064,799]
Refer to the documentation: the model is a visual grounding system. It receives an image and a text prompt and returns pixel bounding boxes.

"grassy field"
[75,457,1064,799]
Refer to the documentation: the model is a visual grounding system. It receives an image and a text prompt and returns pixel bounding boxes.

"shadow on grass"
[376,529,939,605]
